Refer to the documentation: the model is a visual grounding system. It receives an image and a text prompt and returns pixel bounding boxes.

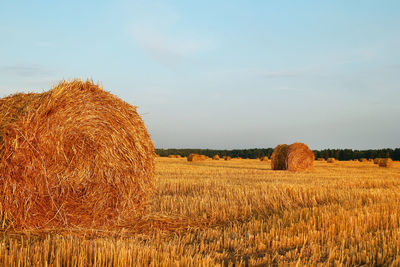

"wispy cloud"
[0,64,60,95]
[34,41,53,48]
[128,2,215,68]
[1,64,55,77]
[213,68,302,79]
[131,25,213,67]
[385,64,400,69]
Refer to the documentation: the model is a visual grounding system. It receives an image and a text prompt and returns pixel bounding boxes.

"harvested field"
[1,158,400,266]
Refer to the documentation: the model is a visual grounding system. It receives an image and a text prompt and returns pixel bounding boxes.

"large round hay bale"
[187,154,204,162]
[379,158,393,168]
[0,80,155,229]
[224,156,232,161]
[260,156,269,161]
[270,144,289,170]
[286,143,314,171]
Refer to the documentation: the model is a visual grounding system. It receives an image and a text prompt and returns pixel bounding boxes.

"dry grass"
[0,158,400,266]
[0,80,155,229]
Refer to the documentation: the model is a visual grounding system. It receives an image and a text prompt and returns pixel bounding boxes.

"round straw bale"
[0,80,155,229]
[270,144,289,170]
[379,158,393,168]
[327,158,336,163]
[260,156,269,161]
[224,156,232,161]
[359,158,368,162]
[317,158,325,161]
[212,155,220,160]
[187,154,204,162]
[168,155,178,158]
[373,158,382,164]
[286,143,314,171]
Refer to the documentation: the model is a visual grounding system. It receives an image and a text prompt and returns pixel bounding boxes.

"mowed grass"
[1,158,400,266]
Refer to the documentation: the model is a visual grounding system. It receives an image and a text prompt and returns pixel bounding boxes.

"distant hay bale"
[271,143,314,171]
[168,155,181,158]
[224,156,232,161]
[374,158,382,164]
[317,158,325,161]
[270,144,290,170]
[212,155,220,160]
[327,158,336,163]
[260,156,269,161]
[0,80,155,229]
[286,143,314,171]
[359,158,368,162]
[187,154,205,162]
[379,158,393,168]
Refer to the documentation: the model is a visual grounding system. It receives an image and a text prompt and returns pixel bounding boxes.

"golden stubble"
[0,158,399,266]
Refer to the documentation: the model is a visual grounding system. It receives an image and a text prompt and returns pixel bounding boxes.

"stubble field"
[1,157,400,266]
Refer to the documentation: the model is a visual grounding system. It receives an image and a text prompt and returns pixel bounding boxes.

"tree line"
[156,148,400,161]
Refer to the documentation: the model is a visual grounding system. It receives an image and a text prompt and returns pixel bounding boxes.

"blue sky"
[1,1,399,149]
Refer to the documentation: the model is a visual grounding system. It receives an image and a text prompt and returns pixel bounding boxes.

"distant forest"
[156,148,400,161]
